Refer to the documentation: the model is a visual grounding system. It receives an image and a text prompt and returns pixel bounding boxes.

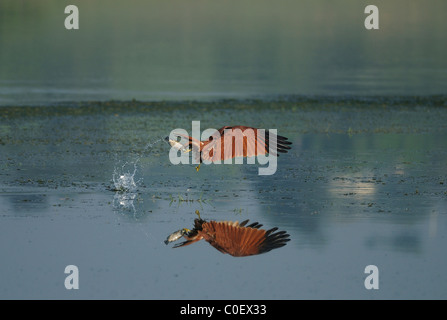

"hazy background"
[1,0,446,105]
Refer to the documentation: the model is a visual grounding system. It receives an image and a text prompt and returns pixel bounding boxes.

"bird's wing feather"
[200,126,292,162]
[200,126,262,162]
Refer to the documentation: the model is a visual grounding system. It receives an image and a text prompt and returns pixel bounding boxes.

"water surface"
[1,99,446,299]
[1,0,447,300]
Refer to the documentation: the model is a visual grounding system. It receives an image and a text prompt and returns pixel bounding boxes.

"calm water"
[1,0,447,104]
[1,101,447,299]
[1,0,447,300]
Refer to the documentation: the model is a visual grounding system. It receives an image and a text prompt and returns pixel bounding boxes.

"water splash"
[111,137,164,215]
[112,160,139,192]
[113,192,137,213]
[144,137,164,151]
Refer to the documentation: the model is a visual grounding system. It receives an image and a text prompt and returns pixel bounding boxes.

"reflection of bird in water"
[165,125,292,171]
[165,211,290,257]
[164,228,190,245]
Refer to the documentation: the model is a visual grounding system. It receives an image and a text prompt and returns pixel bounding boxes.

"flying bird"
[166,211,290,257]
[165,125,292,171]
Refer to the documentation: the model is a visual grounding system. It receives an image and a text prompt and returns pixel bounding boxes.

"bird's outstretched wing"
[201,126,292,163]
[199,220,290,257]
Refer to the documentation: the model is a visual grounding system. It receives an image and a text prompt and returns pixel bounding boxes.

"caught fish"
[164,228,190,245]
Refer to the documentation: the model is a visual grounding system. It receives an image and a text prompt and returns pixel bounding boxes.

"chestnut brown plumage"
[171,212,290,257]
[166,125,292,171]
